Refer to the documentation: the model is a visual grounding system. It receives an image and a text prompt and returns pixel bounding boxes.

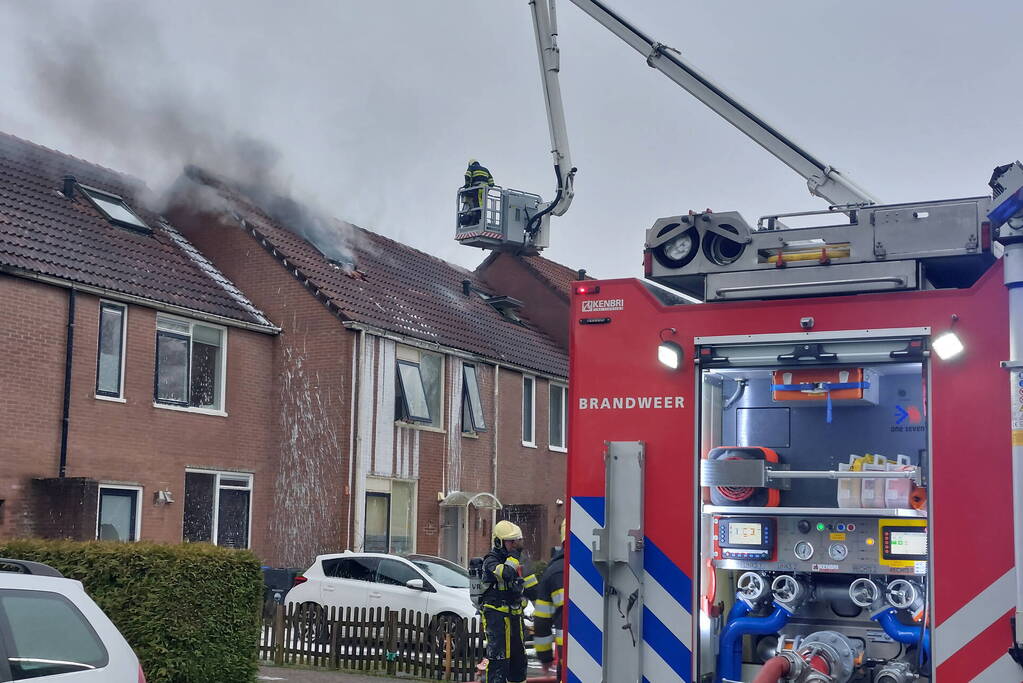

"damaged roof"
[0,132,274,330]
[188,168,568,377]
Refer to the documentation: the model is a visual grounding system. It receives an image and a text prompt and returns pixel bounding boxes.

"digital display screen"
[889,531,927,556]
[727,522,763,546]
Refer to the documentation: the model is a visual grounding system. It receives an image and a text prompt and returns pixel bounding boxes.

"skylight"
[80,185,150,232]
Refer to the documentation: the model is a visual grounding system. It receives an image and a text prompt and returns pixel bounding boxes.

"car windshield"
[407,555,470,589]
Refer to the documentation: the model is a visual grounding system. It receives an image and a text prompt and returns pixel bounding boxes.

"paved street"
[259,667,402,682]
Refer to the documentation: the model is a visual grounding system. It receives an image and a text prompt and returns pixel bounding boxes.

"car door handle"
[323,585,336,592]
[369,592,382,599]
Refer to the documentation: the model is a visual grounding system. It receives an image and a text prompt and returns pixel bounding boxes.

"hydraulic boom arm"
[564,0,879,207]
[528,0,577,238]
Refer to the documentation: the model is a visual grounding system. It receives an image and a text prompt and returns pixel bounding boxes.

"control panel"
[714,517,776,560]
[711,515,927,575]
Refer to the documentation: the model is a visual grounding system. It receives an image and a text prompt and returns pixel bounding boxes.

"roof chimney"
[62,175,76,199]
[462,279,472,296]
[576,269,587,280]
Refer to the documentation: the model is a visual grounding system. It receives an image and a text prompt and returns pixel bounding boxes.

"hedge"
[0,539,263,683]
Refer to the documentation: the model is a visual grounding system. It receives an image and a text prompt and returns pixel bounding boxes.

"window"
[522,375,536,446]
[394,347,443,428]
[183,471,251,548]
[376,559,422,587]
[155,315,226,412]
[95,302,126,399]
[0,589,109,678]
[462,364,486,433]
[80,184,150,232]
[96,486,140,542]
[549,383,567,451]
[365,492,390,553]
[396,361,430,423]
[324,557,380,581]
[365,479,417,554]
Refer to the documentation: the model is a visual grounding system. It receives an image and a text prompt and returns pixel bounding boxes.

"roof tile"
[189,170,568,377]
[0,132,273,328]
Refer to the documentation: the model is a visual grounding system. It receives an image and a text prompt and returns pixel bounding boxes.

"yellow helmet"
[468,158,478,166]
[560,519,566,544]
[493,520,523,542]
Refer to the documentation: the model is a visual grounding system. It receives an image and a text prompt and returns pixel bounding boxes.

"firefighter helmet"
[493,520,523,543]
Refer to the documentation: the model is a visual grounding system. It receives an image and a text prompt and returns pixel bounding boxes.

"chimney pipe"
[462,279,472,296]
[62,175,77,199]
[576,269,587,280]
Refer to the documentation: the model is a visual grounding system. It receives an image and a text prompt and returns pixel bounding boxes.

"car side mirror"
[406,578,426,590]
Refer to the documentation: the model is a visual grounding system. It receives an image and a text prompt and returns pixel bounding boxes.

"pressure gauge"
[828,543,849,561]
[793,541,814,561]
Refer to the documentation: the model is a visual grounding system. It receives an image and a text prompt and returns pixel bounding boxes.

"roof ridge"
[0,130,142,187]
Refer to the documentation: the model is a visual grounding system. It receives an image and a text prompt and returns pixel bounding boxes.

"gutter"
[1,267,280,335]
[341,321,567,382]
[58,289,76,478]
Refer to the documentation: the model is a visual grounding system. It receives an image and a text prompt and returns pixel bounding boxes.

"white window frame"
[183,469,253,549]
[522,374,536,448]
[365,477,418,554]
[549,382,568,453]
[394,346,445,431]
[96,484,142,542]
[95,300,128,402]
[154,314,228,416]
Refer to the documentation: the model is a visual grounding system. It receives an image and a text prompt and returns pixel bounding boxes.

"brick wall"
[0,274,278,558]
[476,253,571,348]
[171,209,355,568]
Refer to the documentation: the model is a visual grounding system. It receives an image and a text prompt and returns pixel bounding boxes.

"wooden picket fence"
[260,603,486,681]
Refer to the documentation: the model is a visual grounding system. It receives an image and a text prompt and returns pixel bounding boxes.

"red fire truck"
[457,2,1023,681]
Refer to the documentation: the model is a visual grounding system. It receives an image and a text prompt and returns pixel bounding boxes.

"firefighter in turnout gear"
[529,520,566,679]
[481,520,527,683]
[461,159,495,225]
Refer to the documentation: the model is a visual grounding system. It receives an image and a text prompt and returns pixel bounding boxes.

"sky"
[1,1,1021,280]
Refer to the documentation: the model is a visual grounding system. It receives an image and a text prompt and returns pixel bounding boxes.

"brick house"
[476,251,594,349]
[169,168,571,569]
[0,133,282,558]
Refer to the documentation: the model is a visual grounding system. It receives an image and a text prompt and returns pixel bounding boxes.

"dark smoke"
[14,0,356,265]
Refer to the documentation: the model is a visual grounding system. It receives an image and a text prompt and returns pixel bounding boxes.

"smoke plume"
[14,0,356,264]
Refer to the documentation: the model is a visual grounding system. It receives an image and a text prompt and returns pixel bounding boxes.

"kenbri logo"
[581,299,625,312]
[579,396,685,410]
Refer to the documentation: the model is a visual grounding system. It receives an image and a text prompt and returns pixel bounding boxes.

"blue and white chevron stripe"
[568,496,693,683]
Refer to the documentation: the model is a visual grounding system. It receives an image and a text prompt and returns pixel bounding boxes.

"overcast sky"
[2,1,1021,279]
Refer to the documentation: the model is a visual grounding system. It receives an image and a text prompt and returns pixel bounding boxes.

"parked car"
[287,552,476,648]
[0,558,144,682]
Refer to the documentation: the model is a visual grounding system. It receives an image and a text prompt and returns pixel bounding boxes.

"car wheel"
[296,602,330,644]
[430,613,465,657]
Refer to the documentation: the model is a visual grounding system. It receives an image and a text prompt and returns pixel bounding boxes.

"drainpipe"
[349,329,366,550]
[347,330,361,549]
[58,289,76,478]
[492,363,501,530]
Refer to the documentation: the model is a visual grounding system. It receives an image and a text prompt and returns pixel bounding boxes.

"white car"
[287,552,477,645]
[0,558,143,682]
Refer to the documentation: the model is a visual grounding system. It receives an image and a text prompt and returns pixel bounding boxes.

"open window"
[394,347,443,428]
[396,361,431,423]
[462,364,487,433]
[79,184,151,233]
